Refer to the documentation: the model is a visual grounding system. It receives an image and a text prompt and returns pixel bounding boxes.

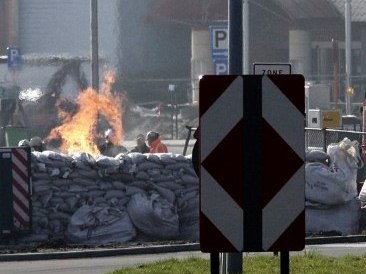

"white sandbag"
[305,162,353,205]
[135,171,150,180]
[128,152,147,164]
[180,174,199,185]
[145,153,161,163]
[32,181,51,193]
[99,182,113,191]
[69,184,85,193]
[178,196,199,241]
[327,138,363,199]
[104,190,126,199]
[152,185,176,204]
[42,150,72,162]
[138,161,163,171]
[78,169,99,179]
[359,182,366,207]
[127,192,179,240]
[95,155,120,168]
[66,205,136,244]
[52,179,73,187]
[305,150,330,163]
[306,138,362,205]
[71,152,96,166]
[72,177,97,187]
[112,181,125,190]
[87,190,105,198]
[158,153,177,165]
[305,197,360,235]
[165,163,192,170]
[156,181,183,192]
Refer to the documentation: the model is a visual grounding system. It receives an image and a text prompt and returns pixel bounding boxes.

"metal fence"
[305,127,365,152]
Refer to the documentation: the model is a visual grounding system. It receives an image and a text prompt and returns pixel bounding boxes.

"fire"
[47,71,124,155]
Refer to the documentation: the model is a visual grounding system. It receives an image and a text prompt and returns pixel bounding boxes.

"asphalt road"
[0,251,209,274]
[1,243,366,274]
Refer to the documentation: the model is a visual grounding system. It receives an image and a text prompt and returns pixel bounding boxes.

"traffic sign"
[213,58,228,75]
[7,47,22,71]
[199,74,305,252]
[209,25,228,60]
[253,63,291,75]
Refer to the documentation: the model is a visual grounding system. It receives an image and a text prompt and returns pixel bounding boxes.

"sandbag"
[29,151,199,244]
[127,192,179,240]
[66,205,136,244]
[305,162,353,205]
[305,197,360,235]
[305,138,362,205]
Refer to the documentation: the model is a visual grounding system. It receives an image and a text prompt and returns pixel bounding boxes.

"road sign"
[199,74,305,252]
[253,63,291,75]
[7,47,22,71]
[213,58,228,75]
[0,147,31,232]
[209,25,228,60]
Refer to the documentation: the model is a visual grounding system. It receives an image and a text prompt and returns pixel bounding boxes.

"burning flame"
[47,71,123,155]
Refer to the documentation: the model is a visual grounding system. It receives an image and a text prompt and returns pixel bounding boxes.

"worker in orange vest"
[146,131,168,153]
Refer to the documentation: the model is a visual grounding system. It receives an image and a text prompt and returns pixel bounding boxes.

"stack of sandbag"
[29,151,199,244]
[305,138,362,235]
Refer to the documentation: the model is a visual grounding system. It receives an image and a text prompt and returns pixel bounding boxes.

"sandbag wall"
[30,151,199,244]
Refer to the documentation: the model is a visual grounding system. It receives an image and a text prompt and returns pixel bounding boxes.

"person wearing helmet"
[130,134,150,153]
[29,136,45,152]
[98,128,127,157]
[18,139,30,147]
[146,131,168,153]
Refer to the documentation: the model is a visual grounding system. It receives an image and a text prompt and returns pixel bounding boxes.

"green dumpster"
[3,126,29,147]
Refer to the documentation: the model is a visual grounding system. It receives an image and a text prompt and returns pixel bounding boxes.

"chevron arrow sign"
[199,74,305,252]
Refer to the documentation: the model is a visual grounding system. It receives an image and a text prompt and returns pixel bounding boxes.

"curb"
[305,235,366,245]
[0,243,200,262]
[1,236,366,262]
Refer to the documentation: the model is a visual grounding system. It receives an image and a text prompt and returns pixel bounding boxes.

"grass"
[107,252,366,274]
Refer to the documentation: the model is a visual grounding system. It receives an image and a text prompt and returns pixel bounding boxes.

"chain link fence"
[305,127,366,152]
[306,127,366,184]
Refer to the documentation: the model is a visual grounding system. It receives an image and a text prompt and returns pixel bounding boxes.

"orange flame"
[47,71,123,155]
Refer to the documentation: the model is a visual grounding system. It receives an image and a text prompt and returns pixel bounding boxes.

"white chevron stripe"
[13,199,29,222]
[262,76,304,158]
[201,76,243,160]
[12,171,28,194]
[262,165,304,250]
[12,186,29,210]
[12,153,27,174]
[15,148,27,161]
[201,167,243,251]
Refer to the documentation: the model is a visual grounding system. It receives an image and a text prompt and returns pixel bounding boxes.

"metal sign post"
[227,0,243,272]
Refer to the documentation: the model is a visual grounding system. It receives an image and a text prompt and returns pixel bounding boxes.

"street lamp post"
[345,0,352,115]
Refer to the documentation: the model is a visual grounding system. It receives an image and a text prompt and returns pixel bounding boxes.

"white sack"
[127,192,179,240]
[306,197,360,235]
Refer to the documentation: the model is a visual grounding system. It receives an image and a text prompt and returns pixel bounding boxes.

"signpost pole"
[210,253,220,274]
[280,251,290,274]
[227,0,243,272]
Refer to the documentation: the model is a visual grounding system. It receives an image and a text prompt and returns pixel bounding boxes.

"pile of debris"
[29,151,199,244]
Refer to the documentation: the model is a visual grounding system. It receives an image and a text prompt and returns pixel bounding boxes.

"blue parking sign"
[7,47,22,71]
[213,58,228,75]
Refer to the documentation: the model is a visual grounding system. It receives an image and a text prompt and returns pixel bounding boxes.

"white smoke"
[19,88,43,102]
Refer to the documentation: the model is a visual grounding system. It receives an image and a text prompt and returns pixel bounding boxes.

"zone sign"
[253,63,291,75]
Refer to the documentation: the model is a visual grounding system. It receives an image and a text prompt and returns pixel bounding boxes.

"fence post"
[322,128,327,152]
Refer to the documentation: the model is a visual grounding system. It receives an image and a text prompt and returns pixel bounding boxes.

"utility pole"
[91,0,99,90]
[345,0,352,115]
